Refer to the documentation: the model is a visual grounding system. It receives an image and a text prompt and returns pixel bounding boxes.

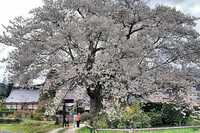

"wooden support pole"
[62,102,66,127]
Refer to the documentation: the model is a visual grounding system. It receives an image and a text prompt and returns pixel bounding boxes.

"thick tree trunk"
[90,96,103,115]
[89,96,103,133]
[86,82,103,130]
[87,82,103,115]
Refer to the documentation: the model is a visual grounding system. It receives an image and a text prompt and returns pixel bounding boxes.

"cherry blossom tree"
[1,0,200,115]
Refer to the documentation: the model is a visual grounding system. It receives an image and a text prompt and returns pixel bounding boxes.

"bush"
[109,118,120,128]
[13,110,32,119]
[92,117,109,129]
[81,112,90,122]
[0,118,22,124]
[32,102,46,120]
[162,103,184,126]
[0,110,14,117]
[32,110,44,120]
[109,101,151,129]
[147,109,163,126]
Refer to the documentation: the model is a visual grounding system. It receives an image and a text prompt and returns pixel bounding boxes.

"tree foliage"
[107,100,150,128]
[5,83,13,97]
[32,102,46,120]
[162,103,185,126]
[0,82,13,98]
[118,102,150,128]
[1,0,200,114]
[40,89,56,101]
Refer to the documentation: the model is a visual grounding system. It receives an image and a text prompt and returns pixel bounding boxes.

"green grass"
[77,127,91,133]
[0,119,62,133]
[77,127,200,133]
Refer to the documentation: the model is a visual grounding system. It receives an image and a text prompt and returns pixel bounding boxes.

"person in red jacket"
[77,113,81,128]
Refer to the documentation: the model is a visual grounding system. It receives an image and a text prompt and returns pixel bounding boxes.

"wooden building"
[5,87,40,111]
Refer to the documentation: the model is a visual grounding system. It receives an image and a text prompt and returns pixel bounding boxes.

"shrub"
[37,102,46,113]
[92,117,109,129]
[147,109,163,126]
[0,118,22,124]
[0,110,14,117]
[81,112,90,122]
[32,102,46,120]
[109,101,151,129]
[109,118,120,128]
[32,110,44,120]
[13,110,32,119]
[162,103,184,126]
[184,114,194,126]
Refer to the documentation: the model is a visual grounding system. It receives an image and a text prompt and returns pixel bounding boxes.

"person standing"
[65,116,69,127]
[73,113,77,127]
[63,114,66,128]
[63,115,69,128]
[77,113,81,128]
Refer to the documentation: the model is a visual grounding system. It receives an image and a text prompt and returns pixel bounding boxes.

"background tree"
[5,82,13,97]
[0,83,6,98]
[0,0,200,116]
[0,78,13,98]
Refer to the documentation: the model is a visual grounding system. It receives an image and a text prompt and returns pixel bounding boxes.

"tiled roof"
[65,90,89,101]
[6,88,39,103]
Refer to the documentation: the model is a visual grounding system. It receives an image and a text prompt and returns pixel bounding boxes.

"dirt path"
[47,124,85,133]
[46,127,64,133]
[63,124,85,133]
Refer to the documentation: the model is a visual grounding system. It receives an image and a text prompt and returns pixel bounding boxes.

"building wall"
[6,103,38,110]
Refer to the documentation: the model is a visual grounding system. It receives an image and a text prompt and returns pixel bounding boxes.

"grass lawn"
[77,127,200,133]
[77,127,91,133]
[0,119,62,133]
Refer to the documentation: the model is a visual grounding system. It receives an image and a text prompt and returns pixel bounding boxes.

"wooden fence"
[94,126,200,133]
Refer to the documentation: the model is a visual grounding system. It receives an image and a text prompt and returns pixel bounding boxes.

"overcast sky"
[0,0,200,83]
[0,0,43,83]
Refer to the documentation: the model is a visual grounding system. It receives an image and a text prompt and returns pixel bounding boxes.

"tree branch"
[77,8,85,18]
